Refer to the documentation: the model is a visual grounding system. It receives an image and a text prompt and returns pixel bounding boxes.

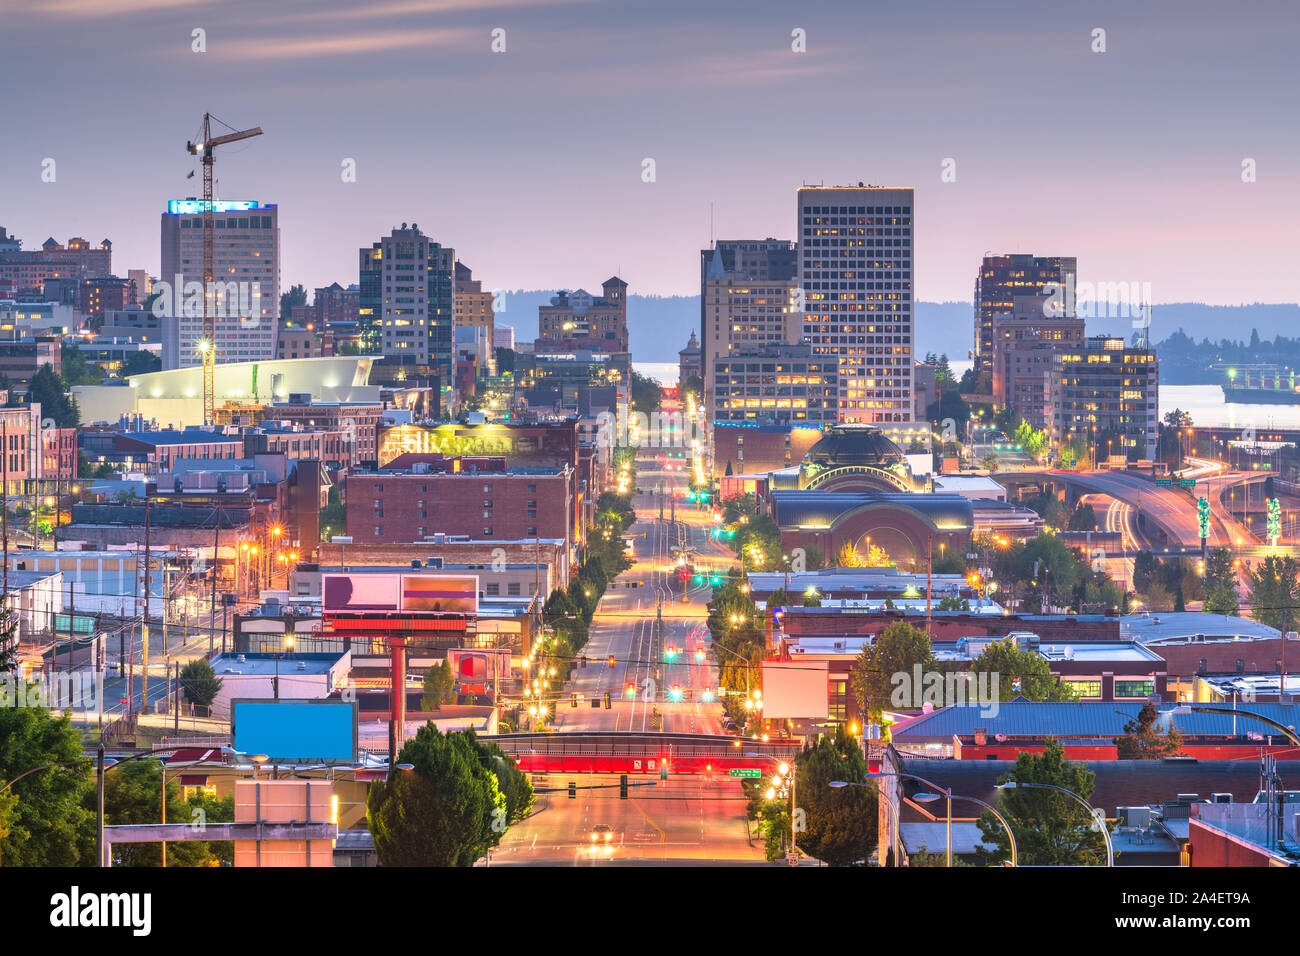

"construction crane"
[186,113,262,425]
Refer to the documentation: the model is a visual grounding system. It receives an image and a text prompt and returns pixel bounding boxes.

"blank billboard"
[322,573,401,611]
[761,661,829,720]
[401,575,478,614]
[231,698,358,763]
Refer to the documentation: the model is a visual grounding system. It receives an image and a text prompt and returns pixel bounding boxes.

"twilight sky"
[1,0,1296,307]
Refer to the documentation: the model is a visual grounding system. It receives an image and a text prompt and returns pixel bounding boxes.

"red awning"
[165,748,224,765]
[179,774,209,786]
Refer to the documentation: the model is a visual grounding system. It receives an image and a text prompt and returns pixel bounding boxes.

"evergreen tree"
[976,739,1108,866]
[1114,701,1184,759]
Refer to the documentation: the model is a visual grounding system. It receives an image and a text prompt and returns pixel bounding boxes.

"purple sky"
[2,0,1296,305]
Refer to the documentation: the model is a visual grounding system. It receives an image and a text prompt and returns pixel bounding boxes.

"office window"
[1115,680,1155,698]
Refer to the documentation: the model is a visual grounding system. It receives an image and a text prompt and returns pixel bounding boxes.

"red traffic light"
[607,655,616,669]
[625,682,636,698]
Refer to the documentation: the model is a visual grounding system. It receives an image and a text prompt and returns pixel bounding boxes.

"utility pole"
[210,504,220,656]
[142,498,151,712]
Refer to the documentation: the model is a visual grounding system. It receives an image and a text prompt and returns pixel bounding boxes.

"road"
[496,455,767,864]
[552,454,735,736]
[487,772,763,865]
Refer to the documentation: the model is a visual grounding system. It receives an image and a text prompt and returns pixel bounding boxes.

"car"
[590,824,613,843]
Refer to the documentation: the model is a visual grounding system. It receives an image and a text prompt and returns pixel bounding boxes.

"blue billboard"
[231,698,358,763]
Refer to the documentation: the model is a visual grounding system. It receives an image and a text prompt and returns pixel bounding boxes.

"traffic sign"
[1155,478,1172,487]
[729,768,762,778]
[1180,479,1197,488]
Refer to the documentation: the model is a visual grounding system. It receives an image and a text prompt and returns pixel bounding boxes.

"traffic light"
[568,781,576,799]
[607,655,616,669]
[619,774,628,799]
[693,574,703,585]
[1197,496,1211,539]
[603,691,612,710]
[571,693,578,708]
[710,575,722,586]
[665,645,678,661]
[625,681,636,699]
[668,683,683,701]
[694,647,705,662]
[1268,497,1281,541]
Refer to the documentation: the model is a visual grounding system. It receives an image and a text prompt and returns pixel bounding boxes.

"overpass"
[490,732,801,775]
[995,469,1247,548]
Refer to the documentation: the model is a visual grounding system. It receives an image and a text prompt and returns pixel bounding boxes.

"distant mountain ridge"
[493,291,1300,364]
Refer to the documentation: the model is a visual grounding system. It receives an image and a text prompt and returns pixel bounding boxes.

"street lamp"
[994,781,1113,866]
[744,752,796,862]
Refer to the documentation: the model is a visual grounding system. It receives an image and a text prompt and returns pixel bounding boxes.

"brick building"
[345,466,575,551]
[271,398,383,466]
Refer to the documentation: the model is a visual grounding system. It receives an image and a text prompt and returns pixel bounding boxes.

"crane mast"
[186,114,262,424]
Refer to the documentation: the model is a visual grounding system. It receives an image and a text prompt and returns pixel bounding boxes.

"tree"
[421,659,456,711]
[970,638,1077,702]
[1114,701,1184,759]
[121,350,163,377]
[279,283,307,320]
[0,602,16,673]
[1067,503,1097,531]
[981,453,999,474]
[101,759,231,866]
[0,700,95,866]
[1202,547,1240,615]
[629,370,661,415]
[179,658,222,708]
[59,342,102,388]
[1132,551,1158,593]
[794,727,878,866]
[366,724,508,866]
[27,363,80,428]
[851,621,935,719]
[1246,555,1300,633]
[976,739,1108,867]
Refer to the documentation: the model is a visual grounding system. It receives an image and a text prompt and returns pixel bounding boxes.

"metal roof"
[891,700,1300,740]
[1120,611,1281,644]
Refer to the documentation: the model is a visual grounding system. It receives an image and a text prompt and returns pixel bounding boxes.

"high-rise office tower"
[699,239,797,377]
[700,248,802,407]
[159,199,280,368]
[358,223,455,378]
[974,254,1077,387]
[797,185,914,424]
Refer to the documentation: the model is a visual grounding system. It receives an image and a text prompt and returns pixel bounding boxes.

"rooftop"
[1121,611,1283,645]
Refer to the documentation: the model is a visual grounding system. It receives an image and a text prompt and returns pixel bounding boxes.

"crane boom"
[185,114,263,425]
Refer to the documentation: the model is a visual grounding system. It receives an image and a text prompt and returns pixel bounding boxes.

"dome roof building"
[798,425,915,492]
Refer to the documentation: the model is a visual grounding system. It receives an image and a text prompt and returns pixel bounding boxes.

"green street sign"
[1180,479,1197,488]
[729,768,762,779]
[1155,478,1172,487]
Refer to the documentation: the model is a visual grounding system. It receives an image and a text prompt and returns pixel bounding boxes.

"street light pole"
[995,780,1113,866]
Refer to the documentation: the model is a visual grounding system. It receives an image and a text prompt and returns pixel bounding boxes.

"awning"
[179,774,209,786]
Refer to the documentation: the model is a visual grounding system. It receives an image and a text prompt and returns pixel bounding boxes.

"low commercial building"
[345,466,576,550]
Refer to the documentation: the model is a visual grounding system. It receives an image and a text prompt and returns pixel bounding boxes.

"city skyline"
[2,0,1297,304]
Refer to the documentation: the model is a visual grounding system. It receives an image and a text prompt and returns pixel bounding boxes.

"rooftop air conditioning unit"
[1211,793,1233,804]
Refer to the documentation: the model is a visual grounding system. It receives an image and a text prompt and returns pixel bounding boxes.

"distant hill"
[493,292,1300,365]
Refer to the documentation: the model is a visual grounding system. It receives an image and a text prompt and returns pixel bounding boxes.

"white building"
[797,185,915,425]
[159,199,280,369]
